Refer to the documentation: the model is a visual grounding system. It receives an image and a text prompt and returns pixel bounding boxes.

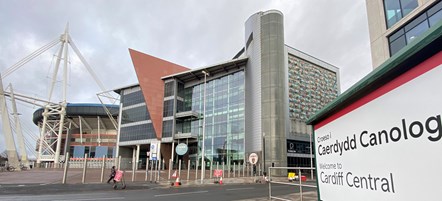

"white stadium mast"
[1,24,114,167]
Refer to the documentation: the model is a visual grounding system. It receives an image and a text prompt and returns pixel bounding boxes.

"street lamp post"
[201,70,209,184]
[310,131,314,179]
[262,132,265,175]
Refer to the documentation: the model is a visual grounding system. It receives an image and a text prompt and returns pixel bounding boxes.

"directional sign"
[175,143,188,155]
[248,153,258,165]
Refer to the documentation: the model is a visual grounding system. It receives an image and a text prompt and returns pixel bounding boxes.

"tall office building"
[366,0,442,68]
[114,10,340,170]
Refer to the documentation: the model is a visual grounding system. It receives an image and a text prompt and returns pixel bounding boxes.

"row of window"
[120,123,155,142]
[164,82,174,97]
[162,120,173,138]
[122,90,145,107]
[384,0,418,28]
[175,71,246,161]
[388,1,442,55]
[121,105,150,124]
[71,138,116,143]
[287,140,314,154]
[70,146,115,158]
[163,99,174,117]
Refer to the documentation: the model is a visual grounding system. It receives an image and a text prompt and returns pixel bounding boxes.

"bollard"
[178,159,182,178]
[210,161,213,179]
[154,160,158,183]
[82,154,88,184]
[149,159,153,182]
[62,152,69,184]
[187,160,190,181]
[100,155,105,183]
[195,160,199,180]
[299,169,303,201]
[222,162,225,179]
[132,149,136,182]
[145,159,149,181]
[132,160,136,182]
[233,163,236,177]
[168,159,172,180]
[156,160,160,183]
[118,156,121,170]
[238,163,240,177]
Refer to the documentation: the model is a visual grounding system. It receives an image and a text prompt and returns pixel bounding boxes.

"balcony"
[174,132,198,139]
[175,110,200,119]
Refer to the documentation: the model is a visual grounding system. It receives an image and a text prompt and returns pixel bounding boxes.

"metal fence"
[53,152,263,184]
[268,167,317,201]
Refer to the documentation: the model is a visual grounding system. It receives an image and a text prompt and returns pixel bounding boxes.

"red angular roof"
[129,49,189,139]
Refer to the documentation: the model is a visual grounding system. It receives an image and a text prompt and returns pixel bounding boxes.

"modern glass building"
[114,10,340,171]
[162,59,247,169]
[366,0,442,68]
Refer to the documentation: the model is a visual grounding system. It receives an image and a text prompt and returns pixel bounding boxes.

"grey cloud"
[0,0,372,155]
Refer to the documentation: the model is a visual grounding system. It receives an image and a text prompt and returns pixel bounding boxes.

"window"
[164,81,175,97]
[121,90,145,107]
[121,106,149,124]
[428,0,442,26]
[384,0,418,28]
[120,123,155,141]
[388,1,442,55]
[163,100,174,117]
[162,120,173,138]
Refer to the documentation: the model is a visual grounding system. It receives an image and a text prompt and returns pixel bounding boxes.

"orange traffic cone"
[174,177,181,186]
[219,177,223,185]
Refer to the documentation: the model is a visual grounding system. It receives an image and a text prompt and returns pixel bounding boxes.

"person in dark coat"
[107,166,116,183]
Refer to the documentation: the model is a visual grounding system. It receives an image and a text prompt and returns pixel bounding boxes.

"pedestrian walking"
[107,166,116,183]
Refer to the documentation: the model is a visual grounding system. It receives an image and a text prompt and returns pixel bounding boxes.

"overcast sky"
[0,0,372,157]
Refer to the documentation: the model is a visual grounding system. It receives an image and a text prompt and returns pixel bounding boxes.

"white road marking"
[226,187,255,191]
[154,190,208,197]
[53,197,124,201]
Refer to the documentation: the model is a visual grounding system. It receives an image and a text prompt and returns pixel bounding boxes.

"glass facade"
[175,71,245,165]
[288,54,339,121]
[384,0,418,28]
[121,106,149,124]
[388,1,442,55]
[120,87,155,142]
[71,146,115,158]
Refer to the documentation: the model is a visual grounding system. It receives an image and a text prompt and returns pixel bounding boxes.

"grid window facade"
[72,146,114,158]
[162,120,173,138]
[120,123,155,141]
[119,87,155,142]
[388,1,442,55]
[288,54,339,121]
[121,90,145,107]
[121,106,149,124]
[384,0,418,28]
[163,99,174,117]
[164,81,175,97]
[176,71,245,165]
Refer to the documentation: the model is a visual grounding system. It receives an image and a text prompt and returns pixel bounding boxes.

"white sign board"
[249,153,258,165]
[314,61,442,200]
[150,141,161,161]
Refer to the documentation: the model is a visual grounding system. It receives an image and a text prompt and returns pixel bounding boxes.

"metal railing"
[55,153,262,184]
[268,167,317,201]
